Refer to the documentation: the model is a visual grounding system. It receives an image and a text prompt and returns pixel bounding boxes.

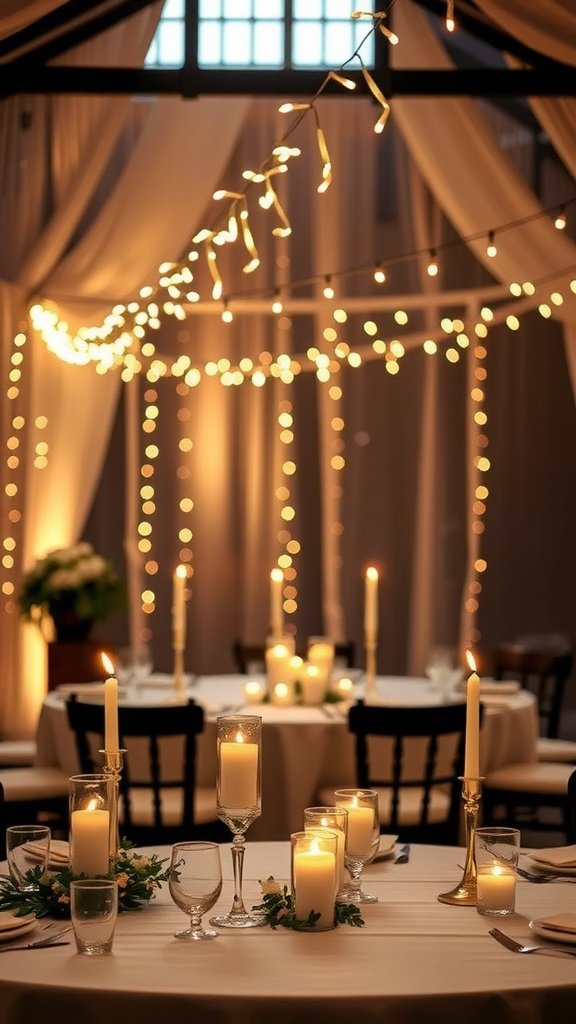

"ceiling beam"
[1,64,575,99]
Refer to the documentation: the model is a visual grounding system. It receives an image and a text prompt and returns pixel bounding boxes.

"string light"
[446,0,455,33]
[486,231,497,258]
[427,250,439,277]
[323,276,335,300]
[272,291,283,315]
[554,206,567,230]
[221,301,233,323]
[374,264,386,284]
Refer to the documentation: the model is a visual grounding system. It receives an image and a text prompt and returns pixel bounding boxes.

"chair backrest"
[66,697,205,845]
[232,639,356,673]
[492,643,573,739]
[347,700,468,845]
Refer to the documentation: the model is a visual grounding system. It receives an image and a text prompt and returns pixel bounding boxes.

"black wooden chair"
[342,700,468,845]
[232,639,356,673]
[568,767,576,844]
[66,697,223,846]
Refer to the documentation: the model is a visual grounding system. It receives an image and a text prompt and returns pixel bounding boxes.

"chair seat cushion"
[537,737,576,763]
[485,761,574,795]
[120,786,218,827]
[1,767,70,801]
[318,785,452,826]
[0,741,37,767]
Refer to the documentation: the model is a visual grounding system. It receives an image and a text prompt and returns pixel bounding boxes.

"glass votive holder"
[475,826,521,916]
[291,829,337,931]
[6,825,51,891]
[69,774,112,877]
[70,878,118,955]
[304,806,348,897]
[216,715,262,818]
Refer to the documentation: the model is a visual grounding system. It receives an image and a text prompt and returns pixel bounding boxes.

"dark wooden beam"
[1,65,574,100]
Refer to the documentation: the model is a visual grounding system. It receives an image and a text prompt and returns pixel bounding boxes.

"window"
[145,0,375,70]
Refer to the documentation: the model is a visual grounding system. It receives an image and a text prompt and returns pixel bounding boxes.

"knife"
[0,941,71,953]
[394,843,410,864]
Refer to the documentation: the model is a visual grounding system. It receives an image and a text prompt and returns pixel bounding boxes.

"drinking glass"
[210,715,263,928]
[291,829,337,931]
[475,826,521,916]
[425,646,463,701]
[169,842,222,940]
[6,825,50,890]
[116,644,152,697]
[70,878,118,955]
[334,788,380,904]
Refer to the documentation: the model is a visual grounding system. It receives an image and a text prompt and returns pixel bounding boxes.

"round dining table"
[0,840,574,1024]
[34,674,538,840]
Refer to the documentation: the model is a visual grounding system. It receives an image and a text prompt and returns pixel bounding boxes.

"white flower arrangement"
[18,541,123,629]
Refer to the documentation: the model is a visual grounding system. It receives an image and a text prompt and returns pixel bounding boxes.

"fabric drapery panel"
[474,0,576,67]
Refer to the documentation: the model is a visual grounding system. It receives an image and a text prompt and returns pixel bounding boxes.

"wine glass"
[169,842,222,940]
[209,715,263,929]
[425,646,463,702]
[334,788,380,904]
[116,644,152,697]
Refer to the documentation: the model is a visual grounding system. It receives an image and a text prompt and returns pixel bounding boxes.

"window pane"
[158,22,184,66]
[223,21,252,64]
[144,39,158,66]
[326,0,357,16]
[292,23,322,66]
[354,23,374,62]
[294,0,322,19]
[325,23,352,65]
[199,0,221,15]
[198,21,221,65]
[254,0,282,16]
[223,0,251,16]
[163,0,184,16]
[253,22,283,65]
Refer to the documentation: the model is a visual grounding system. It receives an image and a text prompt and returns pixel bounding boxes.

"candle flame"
[270,567,283,583]
[366,566,378,581]
[306,664,320,678]
[310,838,321,854]
[87,798,99,812]
[101,652,114,676]
[275,683,289,697]
[321,817,328,827]
[352,795,359,808]
[338,677,353,692]
[272,644,289,657]
[235,731,245,744]
[175,564,186,580]
[491,863,504,876]
[465,649,477,673]
[245,681,261,695]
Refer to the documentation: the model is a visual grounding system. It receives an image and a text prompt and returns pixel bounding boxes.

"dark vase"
[50,605,94,643]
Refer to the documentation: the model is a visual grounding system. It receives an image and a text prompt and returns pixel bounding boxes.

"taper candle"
[464,650,480,778]
[172,564,186,648]
[270,568,284,638]
[364,567,379,642]
[101,653,119,754]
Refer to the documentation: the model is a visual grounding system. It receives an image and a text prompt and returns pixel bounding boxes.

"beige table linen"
[35,675,538,840]
[0,842,574,1024]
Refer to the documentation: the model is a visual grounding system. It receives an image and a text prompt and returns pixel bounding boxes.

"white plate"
[0,917,37,942]
[23,840,70,869]
[371,835,399,862]
[530,918,576,945]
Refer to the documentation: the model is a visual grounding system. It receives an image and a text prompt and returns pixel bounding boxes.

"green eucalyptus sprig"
[0,843,170,919]
[253,877,364,930]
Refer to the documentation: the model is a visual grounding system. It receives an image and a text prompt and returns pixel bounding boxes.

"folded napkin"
[537,913,576,934]
[479,680,520,695]
[0,911,36,932]
[528,844,576,868]
[24,839,70,865]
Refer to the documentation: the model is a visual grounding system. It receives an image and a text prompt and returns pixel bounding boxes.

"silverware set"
[0,925,71,953]
[489,927,576,959]
[394,843,410,864]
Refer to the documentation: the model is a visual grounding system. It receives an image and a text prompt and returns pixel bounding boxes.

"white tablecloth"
[35,675,538,840]
[0,842,574,1024]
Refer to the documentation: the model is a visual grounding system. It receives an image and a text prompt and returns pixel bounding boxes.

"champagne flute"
[210,715,263,929]
[169,842,222,940]
[334,788,380,904]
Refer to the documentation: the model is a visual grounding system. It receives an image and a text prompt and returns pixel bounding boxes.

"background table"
[0,841,574,1024]
[35,674,538,840]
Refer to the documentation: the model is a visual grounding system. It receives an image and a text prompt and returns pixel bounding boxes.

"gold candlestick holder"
[100,748,125,867]
[438,776,484,905]
[364,638,378,701]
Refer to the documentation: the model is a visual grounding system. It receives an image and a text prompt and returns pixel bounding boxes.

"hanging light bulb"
[554,206,567,230]
[427,250,439,277]
[446,0,455,32]
[486,231,497,258]
[374,263,386,284]
[221,301,233,323]
[323,276,335,299]
[272,290,283,315]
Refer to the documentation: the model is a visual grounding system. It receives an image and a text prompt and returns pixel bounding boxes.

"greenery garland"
[0,845,170,919]
[253,877,364,930]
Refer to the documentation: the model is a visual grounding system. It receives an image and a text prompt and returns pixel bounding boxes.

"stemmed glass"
[334,788,380,904]
[116,644,152,698]
[210,715,263,929]
[169,842,222,940]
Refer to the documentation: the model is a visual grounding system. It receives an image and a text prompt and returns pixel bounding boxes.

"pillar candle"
[172,564,186,648]
[338,796,375,859]
[300,663,327,706]
[265,643,291,691]
[219,736,258,808]
[305,823,346,894]
[464,651,480,778]
[270,568,284,638]
[71,806,110,875]
[244,680,265,705]
[364,567,379,642]
[272,682,293,706]
[103,676,119,753]
[293,840,336,928]
[477,865,516,911]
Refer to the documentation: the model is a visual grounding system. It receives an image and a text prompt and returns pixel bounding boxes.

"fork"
[516,866,566,884]
[489,927,576,958]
